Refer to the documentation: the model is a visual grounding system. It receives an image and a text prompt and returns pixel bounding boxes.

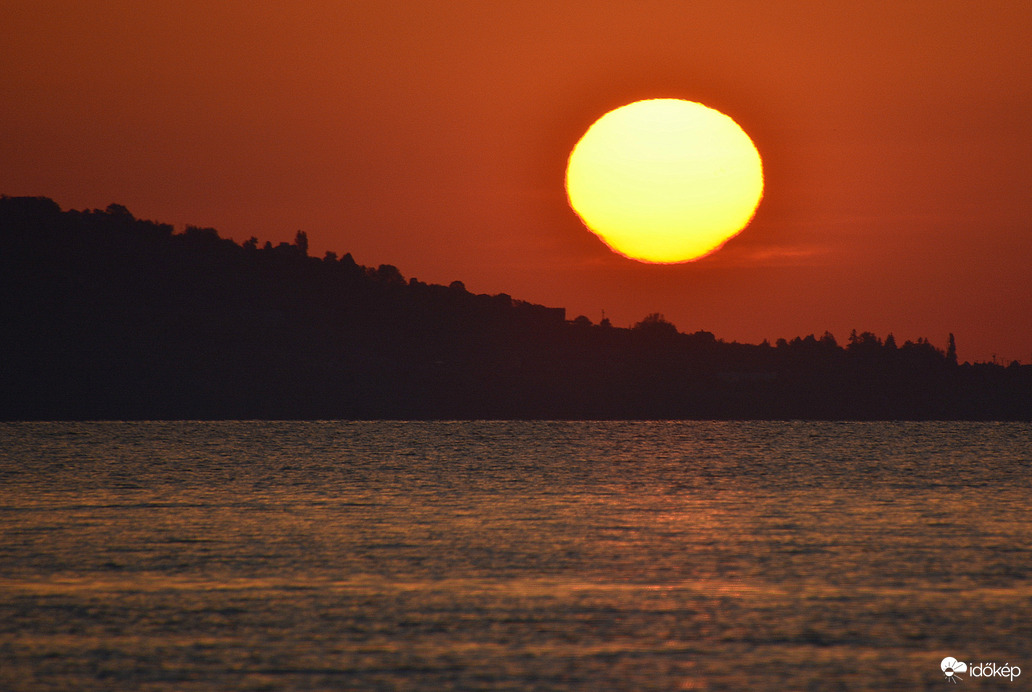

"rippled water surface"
[1,421,1030,690]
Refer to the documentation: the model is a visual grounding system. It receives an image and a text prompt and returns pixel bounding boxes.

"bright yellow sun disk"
[566,99,764,263]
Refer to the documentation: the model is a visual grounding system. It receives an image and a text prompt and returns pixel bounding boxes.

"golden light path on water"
[1,421,1029,690]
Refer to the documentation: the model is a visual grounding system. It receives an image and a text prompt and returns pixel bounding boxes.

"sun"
[565,98,763,263]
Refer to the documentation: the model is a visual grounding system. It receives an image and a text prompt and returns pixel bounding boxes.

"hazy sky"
[3,1,1030,362]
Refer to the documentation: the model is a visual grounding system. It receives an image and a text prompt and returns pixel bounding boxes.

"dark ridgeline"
[1,195,1029,420]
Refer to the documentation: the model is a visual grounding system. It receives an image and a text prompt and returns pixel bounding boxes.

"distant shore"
[2,196,1030,421]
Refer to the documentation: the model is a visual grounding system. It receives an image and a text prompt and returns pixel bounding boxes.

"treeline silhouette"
[2,195,1029,420]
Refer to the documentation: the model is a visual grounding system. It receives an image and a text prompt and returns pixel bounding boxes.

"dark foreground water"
[0,421,1029,690]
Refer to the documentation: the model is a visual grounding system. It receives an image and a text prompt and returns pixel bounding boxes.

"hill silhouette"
[2,195,1029,420]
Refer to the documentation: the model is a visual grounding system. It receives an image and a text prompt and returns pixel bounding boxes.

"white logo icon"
[941,657,967,683]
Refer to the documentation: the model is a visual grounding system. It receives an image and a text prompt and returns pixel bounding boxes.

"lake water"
[0,421,1029,690]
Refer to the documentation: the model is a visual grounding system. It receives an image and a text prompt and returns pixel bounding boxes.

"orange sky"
[3,1,1030,363]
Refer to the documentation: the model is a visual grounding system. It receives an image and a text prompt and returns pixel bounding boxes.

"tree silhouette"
[633,312,679,338]
[1,195,1029,421]
[293,230,309,255]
